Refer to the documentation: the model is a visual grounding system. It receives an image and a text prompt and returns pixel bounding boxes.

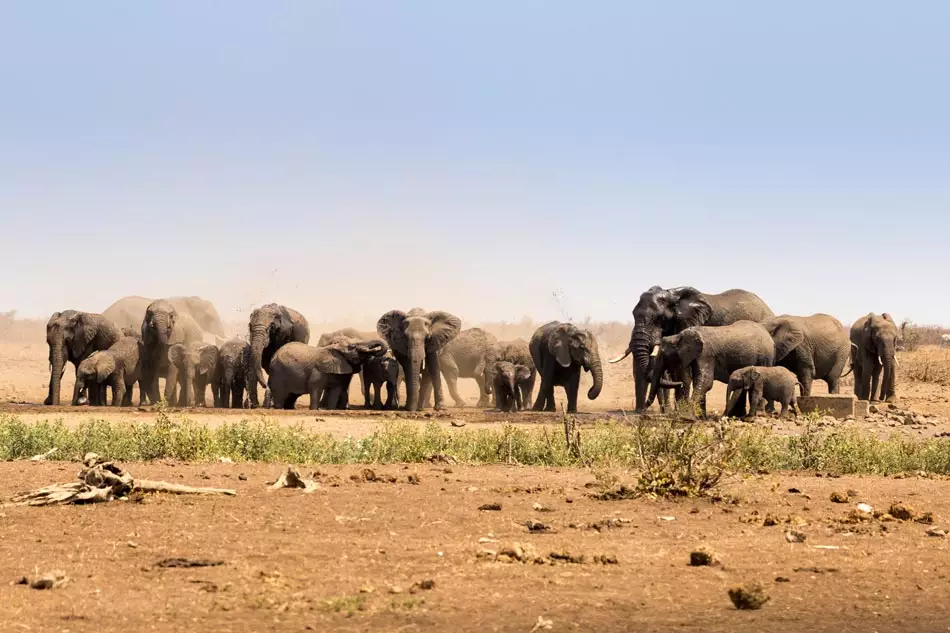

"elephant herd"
[609,286,900,417]
[42,287,899,417]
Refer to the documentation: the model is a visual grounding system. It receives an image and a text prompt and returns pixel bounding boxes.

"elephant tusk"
[658,379,682,388]
[608,350,631,364]
[650,344,660,358]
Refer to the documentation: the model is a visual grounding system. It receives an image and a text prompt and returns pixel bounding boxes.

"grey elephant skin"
[726,366,801,419]
[319,328,387,408]
[760,314,851,397]
[530,322,603,413]
[483,339,536,411]
[614,287,774,413]
[74,336,144,407]
[431,328,498,408]
[489,361,534,412]
[266,339,387,410]
[168,341,220,407]
[851,312,899,402]
[103,296,226,339]
[319,329,404,410]
[216,338,251,408]
[247,304,310,408]
[377,309,462,411]
[140,300,205,405]
[647,320,775,417]
[45,311,121,406]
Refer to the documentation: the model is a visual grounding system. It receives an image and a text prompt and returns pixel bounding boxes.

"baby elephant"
[489,361,534,412]
[168,342,220,407]
[74,336,144,407]
[217,338,250,409]
[362,351,402,410]
[725,366,802,419]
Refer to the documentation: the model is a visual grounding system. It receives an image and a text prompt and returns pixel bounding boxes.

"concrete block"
[853,399,870,421]
[797,394,857,419]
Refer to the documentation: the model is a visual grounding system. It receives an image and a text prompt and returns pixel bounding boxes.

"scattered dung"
[728,582,770,610]
[549,551,585,564]
[888,502,916,521]
[525,520,554,533]
[689,548,719,567]
[478,503,502,512]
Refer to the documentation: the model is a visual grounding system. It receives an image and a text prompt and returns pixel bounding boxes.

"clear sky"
[1,2,947,328]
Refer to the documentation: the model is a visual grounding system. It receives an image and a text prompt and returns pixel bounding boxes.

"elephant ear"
[198,345,218,375]
[743,368,759,390]
[677,329,705,364]
[881,312,895,324]
[770,319,805,362]
[168,344,185,367]
[316,348,354,375]
[68,313,96,359]
[515,365,532,383]
[672,287,712,328]
[426,311,462,353]
[377,311,409,355]
[95,353,116,383]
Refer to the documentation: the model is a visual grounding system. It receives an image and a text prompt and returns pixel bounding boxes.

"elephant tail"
[797,382,805,395]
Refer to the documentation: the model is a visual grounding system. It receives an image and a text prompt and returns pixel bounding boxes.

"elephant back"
[170,313,205,346]
[102,296,154,332]
[704,289,775,326]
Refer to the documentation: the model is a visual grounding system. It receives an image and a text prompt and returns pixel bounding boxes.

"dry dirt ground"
[5,338,950,631]
[3,463,950,632]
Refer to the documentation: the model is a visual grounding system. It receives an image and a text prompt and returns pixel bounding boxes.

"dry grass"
[900,346,950,387]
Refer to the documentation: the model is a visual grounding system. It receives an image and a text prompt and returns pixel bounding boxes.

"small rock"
[916,512,935,525]
[775,577,790,583]
[478,503,502,512]
[532,502,553,513]
[238,474,248,481]
[856,503,873,514]
[888,502,916,521]
[689,548,719,567]
[593,554,619,565]
[218,457,234,464]
[728,582,770,610]
[926,528,947,538]
[525,520,553,533]
[407,474,421,485]
[785,530,807,543]
[30,570,67,591]
[359,585,375,594]
[657,516,676,522]
[410,579,435,593]
[829,491,849,504]
[388,585,404,595]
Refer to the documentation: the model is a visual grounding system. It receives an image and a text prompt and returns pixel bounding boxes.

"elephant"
[45,311,121,406]
[725,366,802,419]
[611,286,774,413]
[483,339,536,410]
[318,328,383,407]
[168,342,220,407]
[266,339,387,410]
[425,328,498,408]
[247,304,311,408]
[376,309,462,411]
[488,361,534,412]
[646,320,775,418]
[140,300,205,405]
[851,312,900,402]
[361,350,401,410]
[103,296,226,340]
[529,322,603,413]
[760,314,851,399]
[216,338,250,409]
[73,336,144,407]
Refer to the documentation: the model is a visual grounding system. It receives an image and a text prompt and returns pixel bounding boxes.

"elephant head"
[645,329,698,409]
[142,300,178,348]
[862,312,900,401]
[46,310,114,406]
[611,286,712,412]
[547,323,604,401]
[45,310,79,405]
[74,351,115,406]
[248,304,301,391]
[321,337,388,373]
[491,361,529,411]
[724,366,758,416]
[377,309,461,411]
[168,343,218,407]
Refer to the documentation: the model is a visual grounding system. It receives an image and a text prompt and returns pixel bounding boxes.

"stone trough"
[796,394,868,420]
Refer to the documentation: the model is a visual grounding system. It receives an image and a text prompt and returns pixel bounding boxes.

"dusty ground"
[2,462,950,632]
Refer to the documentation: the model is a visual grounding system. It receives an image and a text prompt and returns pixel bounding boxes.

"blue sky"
[1,2,947,327]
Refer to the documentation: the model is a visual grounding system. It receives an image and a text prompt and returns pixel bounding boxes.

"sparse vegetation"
[6,411,950,478]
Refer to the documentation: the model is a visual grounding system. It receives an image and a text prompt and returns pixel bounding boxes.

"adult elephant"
[45,311,121,405]
[760,314,851,401]
[646,320,775,418]
[103,296,226,340]
[376,309,462,411]
[140,300,205,405]
[530,321,603,413]
[851,313,900,403]
[247,304,310,408]
[427,327,498,408]
[611,286,774,413]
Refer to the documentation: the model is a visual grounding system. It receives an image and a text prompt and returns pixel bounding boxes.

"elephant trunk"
[645,353,665,409]
[724,387,742,417]
[632,325,661,412]
[154,313,172,347]
[182,366,195,407]
[880,345,897,401]
[406,342,425,411]
[586,342,603,400]
[49,341,67,406]
[250,326,269,389]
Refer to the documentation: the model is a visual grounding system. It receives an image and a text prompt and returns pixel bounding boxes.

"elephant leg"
[164,363,180,405]
[797,366,815,397]
[418,369,432,409]
[440,357,465,408]
[532,360,554,412]
[749,383,765,418]
[309,384,322,410]
[233,383,244,409]
[690,365,714,419]
[565,368,580,413]
[474,374,490,408]
[521,375,535,410]
[426,352,447,410]
[869,360,882,402]
[112,374,125,408]
[284,394,299,410]
[362,369,372,408]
